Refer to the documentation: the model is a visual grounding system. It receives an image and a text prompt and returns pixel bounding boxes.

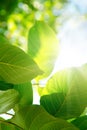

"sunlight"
[53,17,87,74]
[0,109,15,120]
[33,86,40,104]
[53,46,87,74]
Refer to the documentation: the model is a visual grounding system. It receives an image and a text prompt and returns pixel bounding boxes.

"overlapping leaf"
[14,82,33,108]
[0,119,21,130]
[11,105,79,130]
[28,21,59,79]
[71,115,87,130]
[0,41,43,84]
[0,81,13,91]
[40,64,87,119]
[0,89,20,114]
[40,93,65,116]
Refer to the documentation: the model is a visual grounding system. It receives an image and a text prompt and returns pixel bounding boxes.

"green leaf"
[0,35,9,45]
[0,42,43,84]
[28,21,59,79]
[11,105,79,130]
[71,115,87,130]
[0,89,20,114]
[0,120,21,130]
[40,65,87,119]
[14,82,33,108]
[40,93,65,116]
[0,81,13,91]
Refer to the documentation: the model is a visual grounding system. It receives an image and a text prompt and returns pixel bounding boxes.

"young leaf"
[14,82,33,108]
[11,105,79,130]
[40,65,87,119]
[0,89,20,114]
[0,42,43,84]
[71,115,87,130]
[28,21,59,79]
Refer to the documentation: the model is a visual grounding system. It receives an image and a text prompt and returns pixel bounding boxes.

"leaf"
[0,120,22,130]
[0,35,9,45]
[40,93,65,116]
[28,21,59,79]
[0,89,20,114]
[14,82,33,108]
[11,105,79,130]
[0,81,13,91]
[40,65,87,119]
[71,115,87,130]
[0,42,43,84]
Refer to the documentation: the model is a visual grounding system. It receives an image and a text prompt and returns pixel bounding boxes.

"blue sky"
[53,0,87,73]
[70,0,87,14]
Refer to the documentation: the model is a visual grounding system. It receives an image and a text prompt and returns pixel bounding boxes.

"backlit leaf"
[28,21,59,79]
[0,42,43,84]
[40,65,87,119]
[11,105,78,130]
[0,89,20,114]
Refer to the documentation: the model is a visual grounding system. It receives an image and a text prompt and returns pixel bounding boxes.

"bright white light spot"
[53,18,87,74]
[33,86,40,105]
[33,1,43,10]
[0,109,15,120]
[0,114,12,120]
[7,109,15,115]
[71,0,87,13]
[18,3,29,12]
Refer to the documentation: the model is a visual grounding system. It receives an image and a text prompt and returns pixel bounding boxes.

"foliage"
[11,105,78,130]
[71,115,87,130]
[28,21,59,79]
[0,1,87,128]
[0,20,87,129]
[0,89,19,114]
[40,67,87,119]
[0,40,42,84]
[0,0,68,49]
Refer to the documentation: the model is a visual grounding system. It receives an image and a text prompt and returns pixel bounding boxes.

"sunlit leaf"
[71,115,87,130]
[0,41,43,84]
[11,105,78,130]
[28,21,59,79]
[40,65,87,119]
[0,89,20,114]
[14,82,33,108]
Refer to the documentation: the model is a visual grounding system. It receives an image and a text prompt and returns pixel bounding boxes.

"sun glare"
[53,18,87,74]
[53,47,87,74]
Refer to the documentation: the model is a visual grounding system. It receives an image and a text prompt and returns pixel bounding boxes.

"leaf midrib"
[56,83,72,115]
[0,61,36,72]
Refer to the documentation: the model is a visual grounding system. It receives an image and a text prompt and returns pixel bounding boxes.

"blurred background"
[0,0,87,70]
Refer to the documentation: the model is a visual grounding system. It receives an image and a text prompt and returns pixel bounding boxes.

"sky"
[53,0,87,73]
[71,0,87,14]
